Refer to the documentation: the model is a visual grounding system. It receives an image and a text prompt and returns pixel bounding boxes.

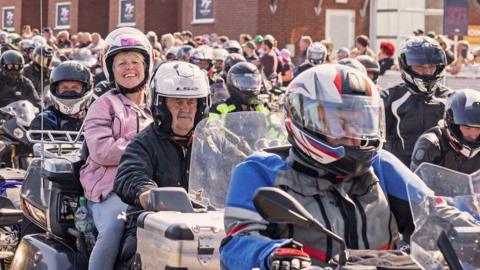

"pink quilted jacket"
[80,90,152,202]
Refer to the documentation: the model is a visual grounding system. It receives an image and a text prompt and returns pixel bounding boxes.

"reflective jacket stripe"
[391,91,411,150]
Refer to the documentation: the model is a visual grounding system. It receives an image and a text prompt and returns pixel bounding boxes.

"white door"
[325,9,355,50]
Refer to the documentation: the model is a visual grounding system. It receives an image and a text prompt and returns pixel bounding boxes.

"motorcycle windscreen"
[409,163,480,270]
[188,111,288,209]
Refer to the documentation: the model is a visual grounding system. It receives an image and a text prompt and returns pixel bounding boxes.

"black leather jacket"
[381,82,453,165]
[0,74,40,108]
[411,125,480,174]
[114,123,191,229]
[30,106,83,131]
[23,63,50,96]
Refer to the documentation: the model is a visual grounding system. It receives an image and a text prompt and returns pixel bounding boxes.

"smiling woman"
[113,51,145,89]
[79,27,153,270]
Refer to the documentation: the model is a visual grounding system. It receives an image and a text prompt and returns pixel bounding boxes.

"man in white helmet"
[114,61,211,269]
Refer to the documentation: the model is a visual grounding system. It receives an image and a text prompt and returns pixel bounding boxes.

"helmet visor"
[404,46,445,66]
[230,73,262,93]
[289,94,385,141]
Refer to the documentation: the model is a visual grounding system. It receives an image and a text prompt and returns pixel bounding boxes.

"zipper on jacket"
[352,196,370,249]
[314,194,333,261]
[332,190,359,249]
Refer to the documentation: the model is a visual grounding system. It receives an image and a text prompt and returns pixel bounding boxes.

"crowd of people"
[0,23,479,270]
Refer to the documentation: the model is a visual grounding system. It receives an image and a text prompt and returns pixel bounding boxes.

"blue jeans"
[87,193,127,270]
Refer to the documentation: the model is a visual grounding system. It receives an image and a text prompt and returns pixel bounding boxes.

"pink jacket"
[80,90,152,202]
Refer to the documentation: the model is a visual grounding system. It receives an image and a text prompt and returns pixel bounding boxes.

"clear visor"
[230,73,262,92]
[290,94,385,141]
[309,51,325,60]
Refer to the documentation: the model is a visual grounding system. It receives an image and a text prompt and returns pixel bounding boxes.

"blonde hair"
[113,51,145,68]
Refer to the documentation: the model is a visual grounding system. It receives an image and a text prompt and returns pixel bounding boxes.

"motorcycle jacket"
[0,74,40,108]
[208,97,269,120]
[114,123,191,227]
[23,62,50,96]
[293,62,314,77]
[220,149,475,269]
[30,106,83,131]
[411,125,480,174]
[381,82,452,165]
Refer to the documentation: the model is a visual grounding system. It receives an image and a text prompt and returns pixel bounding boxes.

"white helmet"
[307,42,327,65]
[149,61,210,133]
[102,27,153,92]
[212,48,229,61]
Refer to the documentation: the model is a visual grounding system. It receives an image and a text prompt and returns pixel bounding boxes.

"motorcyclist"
[0,50,40,108]
[222,53,246,81]
[382,36,453,166]
[114,61,210,269]
[23,45,53,96]
[176,44,194,62]
[189,45,216,84]
[219,64,479,269]
[356,55,380,84]
[293,42,327,77]
[30,60,93,131]
[209,61,267,119]
[212,47,229,75]
[411,89,480,173]
[223,39,243,55]
[337,58,367,75]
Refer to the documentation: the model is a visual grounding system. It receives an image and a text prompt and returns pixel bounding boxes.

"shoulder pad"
[40,111,59,125]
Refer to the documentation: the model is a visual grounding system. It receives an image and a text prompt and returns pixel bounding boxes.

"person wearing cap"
[243,41,259,63]
[181,30,196,47]
[254,35,264,55]
[42,27,56,48]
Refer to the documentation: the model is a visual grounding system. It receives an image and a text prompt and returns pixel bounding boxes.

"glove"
[267,244,312,270]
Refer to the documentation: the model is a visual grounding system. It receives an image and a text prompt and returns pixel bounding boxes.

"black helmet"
[444,89,480,158]
[50,61,93,118]
[223,40,243,55]
[32,45,53,68]
[1,50,24,80]
[399,36,446,94]
[226,62,262,105]
[337,58,367,75]
[285,64,384,178]
[222,53,246,76]
[176,45,195,62]
[356,55,380,83]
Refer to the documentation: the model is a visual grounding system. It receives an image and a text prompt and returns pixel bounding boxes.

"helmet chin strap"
[116,77,147,94]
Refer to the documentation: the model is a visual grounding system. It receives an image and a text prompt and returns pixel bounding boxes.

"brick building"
[0,0,477,51]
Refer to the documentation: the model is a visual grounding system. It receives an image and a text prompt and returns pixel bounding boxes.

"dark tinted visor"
[405,46,445,66]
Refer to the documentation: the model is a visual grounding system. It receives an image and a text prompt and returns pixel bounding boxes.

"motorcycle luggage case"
[136,210,224,270]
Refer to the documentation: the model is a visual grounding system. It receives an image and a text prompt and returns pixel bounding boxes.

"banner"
[443,0,468,36]
[2,7,14,31]
[193,0,214,23]
[464,25,480,45]
[119,0,136,26]
[56,2,71,29]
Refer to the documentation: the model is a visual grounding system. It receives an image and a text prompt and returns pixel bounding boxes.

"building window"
[55,2,71,30]
[192,0,214,24]
[118,0,136,27]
